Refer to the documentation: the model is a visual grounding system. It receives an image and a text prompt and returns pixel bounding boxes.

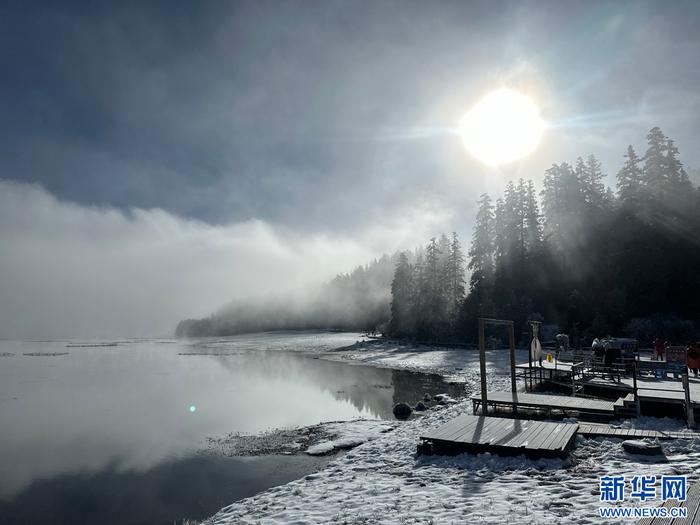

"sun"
[458,88,545,166]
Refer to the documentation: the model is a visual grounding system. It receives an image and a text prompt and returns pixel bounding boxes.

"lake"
[0,332,463,525]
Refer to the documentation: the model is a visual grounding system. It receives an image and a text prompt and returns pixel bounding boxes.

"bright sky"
[1,0,699,337]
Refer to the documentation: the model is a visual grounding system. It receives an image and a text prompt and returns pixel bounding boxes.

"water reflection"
[0,332,463,524]
[0,454,331,525]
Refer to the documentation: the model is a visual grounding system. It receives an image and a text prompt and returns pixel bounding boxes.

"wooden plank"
[521,421,555,449]
[430,415,482,442]
[470,391,614,414]
[448,415,490,441]
[499,420,544,448]
[540,423,577,451]
[422,417,464,440]
[421,414,479,441]
[539,424,569,451]
[527,422,565,450]
[552,424,579,453]
[421,414,578,458]
[471,417,520,445]
[454,416,500,443]
[523,422,558,450]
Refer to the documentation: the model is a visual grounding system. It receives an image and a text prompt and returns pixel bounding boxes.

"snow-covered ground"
[323,339,532,386]
[204,341,700,525]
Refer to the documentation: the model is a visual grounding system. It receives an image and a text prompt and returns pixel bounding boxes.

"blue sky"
[1,0,699,337]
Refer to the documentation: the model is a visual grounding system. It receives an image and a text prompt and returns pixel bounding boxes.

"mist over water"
[0,332,460,524]
[0,179,450,340]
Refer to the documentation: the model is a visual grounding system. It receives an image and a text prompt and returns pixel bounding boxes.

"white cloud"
[0,180,452,339]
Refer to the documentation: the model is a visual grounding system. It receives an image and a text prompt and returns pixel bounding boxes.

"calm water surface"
[0,332,463,525]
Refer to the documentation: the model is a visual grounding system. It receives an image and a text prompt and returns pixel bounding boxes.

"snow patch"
[306,420,394,456]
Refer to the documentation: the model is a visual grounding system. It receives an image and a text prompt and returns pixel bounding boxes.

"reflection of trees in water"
[213,352,465,419]
[213,352,395,418]
[390,369,465,406]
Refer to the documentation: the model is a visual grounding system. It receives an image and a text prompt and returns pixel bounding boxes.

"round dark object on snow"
[414,401,427,411]
[393,402,413,420]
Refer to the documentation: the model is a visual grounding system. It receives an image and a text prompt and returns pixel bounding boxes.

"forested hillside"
[178,127,700,343]
[390,127,700,345]
[176,255,395,337]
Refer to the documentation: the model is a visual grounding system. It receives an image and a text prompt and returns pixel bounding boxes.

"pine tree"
[437,233,451,301]
[584,155,606,208]
[616,145,643,205]
[446,232,466,319]
[468,194,495,294]
[496,181,521,265]
[524,179,543,253]
[422,237,447,340]
[389,252,413,337]
[642,126,669,198]
[541,162,581,251]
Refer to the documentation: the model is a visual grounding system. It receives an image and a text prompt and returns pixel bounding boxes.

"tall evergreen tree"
[523,179,543,253]
[446,231,466,319]
[642,126,669,199]
[616,145,643,204]
[583,155,606,208]
[468,194,495,294]
[389,252,413,337]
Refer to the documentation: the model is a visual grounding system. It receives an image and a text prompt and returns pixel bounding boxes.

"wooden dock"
[638,480,700,524]
[418,413,700,460]
[583,376,700,404]
[578,423,700,440]
[471,391,616,419]
[419,414,579,458]
[515,360,575,373]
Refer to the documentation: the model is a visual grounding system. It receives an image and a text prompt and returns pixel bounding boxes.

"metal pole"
[633,358,640,417]
[528,321,534,392]
[683,373,694,427]
[508,324,516,394]
[478,318,487,414]
[508,323,518,417]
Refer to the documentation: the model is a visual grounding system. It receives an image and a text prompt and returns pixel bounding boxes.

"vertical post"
[478,318,487,414]
[508,324,516,393]
[508,323,517,416]
[633,358,640,417]
[528,322,533,392]
[683,373,694,427]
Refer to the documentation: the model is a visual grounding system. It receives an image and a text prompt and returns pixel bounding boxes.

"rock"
[435,393,458,405]
[393,402,413,420]
[423,393,431,402]
[414,401,427,411]
[622,439,664,456]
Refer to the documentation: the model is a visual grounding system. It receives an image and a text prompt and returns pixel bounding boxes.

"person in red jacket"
[654,338,665,361]
[687,343,700,378]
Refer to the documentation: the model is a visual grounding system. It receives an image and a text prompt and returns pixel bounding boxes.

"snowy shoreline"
[203,340,700,525]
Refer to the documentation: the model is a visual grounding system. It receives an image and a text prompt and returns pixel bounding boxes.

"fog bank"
[0,180,451,339]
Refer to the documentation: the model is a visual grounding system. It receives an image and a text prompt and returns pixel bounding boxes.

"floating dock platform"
[419,414,700,461]
[470,391,617,419]
[419,414,579,458]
